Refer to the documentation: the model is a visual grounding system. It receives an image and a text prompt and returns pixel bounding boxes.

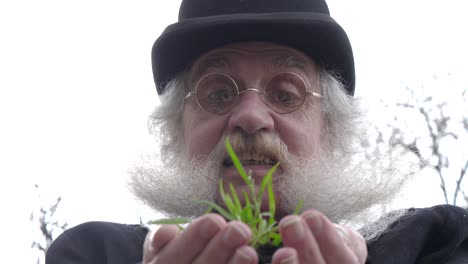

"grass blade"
[257,162,279,203]
[229,183,242,214]
[293,198,305,215]
[147,218,191,225]
[225,137,249,183]
[267,163,279,223]
[198,200,235,221]
[242,191,253,223]
[267,179,276,225]
[219,179,237,214]
[270,232,282,246]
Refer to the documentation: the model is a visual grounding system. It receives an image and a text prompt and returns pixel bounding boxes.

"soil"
[257,244,280,264]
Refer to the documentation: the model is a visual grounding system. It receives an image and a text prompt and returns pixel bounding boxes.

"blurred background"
[0,0,467,263]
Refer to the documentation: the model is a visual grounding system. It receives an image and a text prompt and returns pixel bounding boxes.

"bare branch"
[418,106,449,203]
[31,241,46,252]
[454,160,468,205]
[396,103,416,109]
[390,137,426,168]
[31,185,68,258]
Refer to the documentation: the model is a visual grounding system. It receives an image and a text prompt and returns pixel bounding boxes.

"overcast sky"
[1,0,467,262]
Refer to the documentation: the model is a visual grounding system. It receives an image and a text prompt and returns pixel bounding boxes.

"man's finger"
[143,225,179,263]
[302,210,363,263]
[193,221,252,264]
[278,215,326,264]
[155,214,226,263]
[343,227,368,263]
[271,247,299,264]
[228,245,258,264]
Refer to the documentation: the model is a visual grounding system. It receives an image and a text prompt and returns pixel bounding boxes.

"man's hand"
[143,213,258,264]
[143,210,367,264]
[272,210,367,264]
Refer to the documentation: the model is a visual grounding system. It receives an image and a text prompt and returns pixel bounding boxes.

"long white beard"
[128,147,222,219]
[129,131,411,231]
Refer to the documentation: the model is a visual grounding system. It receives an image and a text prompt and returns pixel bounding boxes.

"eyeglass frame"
[184,71,323,115]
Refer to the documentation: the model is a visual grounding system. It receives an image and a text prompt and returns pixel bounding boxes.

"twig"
[418,106,449,204]
[454,160,468,205]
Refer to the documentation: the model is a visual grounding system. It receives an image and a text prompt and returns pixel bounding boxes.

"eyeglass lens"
[196,73,307,115]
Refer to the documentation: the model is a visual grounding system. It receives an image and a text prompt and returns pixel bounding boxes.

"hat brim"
[152,12,355,95]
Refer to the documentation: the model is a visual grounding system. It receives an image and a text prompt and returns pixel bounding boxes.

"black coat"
[46,205,468,264]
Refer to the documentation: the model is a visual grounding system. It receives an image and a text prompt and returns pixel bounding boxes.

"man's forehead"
[190,42,316,76]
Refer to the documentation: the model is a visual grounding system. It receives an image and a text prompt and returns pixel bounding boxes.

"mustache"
[206,131,291,164]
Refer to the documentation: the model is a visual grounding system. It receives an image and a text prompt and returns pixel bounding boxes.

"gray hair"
[318,70,362,157]
[148,73,187,158]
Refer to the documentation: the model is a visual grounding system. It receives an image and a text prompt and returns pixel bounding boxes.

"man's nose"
[227,91,274,134]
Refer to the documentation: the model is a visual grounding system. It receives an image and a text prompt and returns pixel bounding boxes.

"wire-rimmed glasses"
[185,72,323,115]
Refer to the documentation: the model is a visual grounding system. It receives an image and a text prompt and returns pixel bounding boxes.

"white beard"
[128,147,222,219]
[129,131,411,232]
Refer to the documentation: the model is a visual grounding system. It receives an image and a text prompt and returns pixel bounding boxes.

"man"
[46,0,468,263]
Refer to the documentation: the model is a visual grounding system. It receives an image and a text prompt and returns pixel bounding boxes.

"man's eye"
[275,91,297,103]
[206,87,235,103]
[269,85,302,105]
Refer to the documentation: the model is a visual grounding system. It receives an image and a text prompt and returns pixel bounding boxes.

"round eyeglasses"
[185,72,323,115]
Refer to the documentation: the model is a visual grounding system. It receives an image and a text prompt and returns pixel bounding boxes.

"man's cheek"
[186,124,227,157]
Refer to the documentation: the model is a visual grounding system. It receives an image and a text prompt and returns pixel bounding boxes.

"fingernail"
[280,254,298,264]
[200,216,223,239]
[232,247,253,264]
[303,211,323,235]
[281,216,304,242]
[223,223,250,244]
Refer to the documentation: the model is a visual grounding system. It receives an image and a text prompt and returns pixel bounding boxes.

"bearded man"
[46,0,468,263]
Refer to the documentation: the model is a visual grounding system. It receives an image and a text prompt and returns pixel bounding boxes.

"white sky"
[0,0,467,263]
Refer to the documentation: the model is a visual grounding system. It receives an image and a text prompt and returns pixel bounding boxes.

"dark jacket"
[46,205,468,264]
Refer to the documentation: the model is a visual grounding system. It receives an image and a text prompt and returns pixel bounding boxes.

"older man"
[46,0,468,263]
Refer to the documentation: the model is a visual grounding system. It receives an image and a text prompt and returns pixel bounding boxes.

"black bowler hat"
[152,0,355,95]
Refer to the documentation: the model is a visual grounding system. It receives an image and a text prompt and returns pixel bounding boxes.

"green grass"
[148,137,303,249]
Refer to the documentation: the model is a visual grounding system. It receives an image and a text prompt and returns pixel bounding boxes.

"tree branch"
[419,106,449,204]
[31,185,68,255]
[454,160,468,205]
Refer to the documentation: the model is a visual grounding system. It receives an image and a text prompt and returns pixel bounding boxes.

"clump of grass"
[148,137,303,249]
